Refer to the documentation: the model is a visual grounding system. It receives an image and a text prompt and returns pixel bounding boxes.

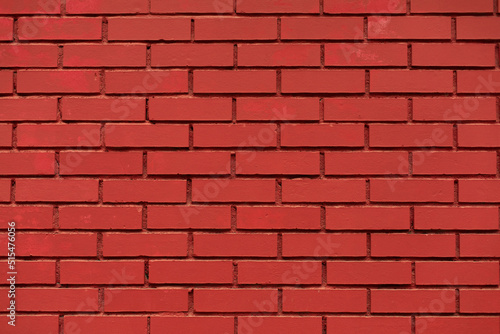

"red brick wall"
[0,0,499,333]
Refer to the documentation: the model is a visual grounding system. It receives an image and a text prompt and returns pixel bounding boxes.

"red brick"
[239,261,321,285]
[238,0,318,13]
[106,70,188,94]
[282,70,365,93]
[283,289,366,312]
[0,71,13,93]
[237,97,319,121]
[108,18,190,41]
[0,152,54,175]
[327,317,411,334]
[412,0,493,13]
[282,233,367,257]
[60,151,143,175]
[193,179,275,203]
[148,206,231,230]
[414,207,499,230]
[326,207,410,230]
[0,316,58,333]
[194,70,276,93]
[17,70,100,93]
[239,317,322,334]
[16,179,99,202]
[460,290,500,313]
[281,124,365,147]
[16,288,99,311]
[458,70,500,93]
[414,317,500,334]
[370,124,453,147]
[0,18,12,41]
[0,205,53,229]
[0,179,9,202]
[460,234,500,257]
[0,260,55,284]
[64,44,146,67]
[325,0,406,13]
[413,44,495,67]
[236,151,319,175]
[18,17,101,40]
[59,206,143,230]
[17,124,101,148]
[413,97,497,121]
[0,0,60,13]
[0,124,11,147]
[0,45,58,67]
[152,44,233,67]
[103,180,186,203]
[103,233,187,257]
[325,43,407,67]
[105,124,189,148]
[66,0,148,14]
[193,124,277,148]
[149,97,232,121]
[371,70,453,93]
[458,124,500,147]
[325,98,407,121]
[149,151,231,175]
[64,316,147,334]
[371,233,456,257]
[413,151,497,175]
[416,261,499,285]
[371,289,455,313]
[151,317,234,334]
[281,17,363,40]
[0,98,56,121]
[237,206,321,230]
[195,289,278,312]
[150,260,233,284]
[195,18,277,41]
[282,179,366,203]
[457,17,500,40]
[193,233,277,257]
[61,97,146,121]
[368,16,451,40]
[60,261,144,284]
[12,233,97,257]
[326,151,409,175]
[459,180,500,203]
[328,261,412,285]
[104,288,188,312]
[151,0,233,13]
[238,44,321,67]
[371,179,454,203]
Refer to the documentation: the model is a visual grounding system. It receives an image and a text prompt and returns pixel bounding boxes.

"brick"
[0,179,9,202]
[195,18,277,41]
[413,151,497,175]
[414,317,500,334]
[327,98,407,122]
[0,18,12,41]
[194,124,277,148]
[60,151,143,175]
[458,70,500,93]
[103,180,186,203]
[282,179,366,203]
[103,233,187,257]
[16,179,99,202]
[326,207,410,230]
[11,233,97,257]
[238,44,321,67]
[237,206,321,230]
[18,17,101,40]
[371,233,456,257]
[195,289,278,312]
[151,0,233,13]
[460,234,500,257]
[371,289,455,313]
[236,151,319,175]
[151,317,234,334]
[281,124,365,147]
[0,316,58,333]
[64,44,147,67]
[17,70,100,93]
[371,70,453,93]
[59,206,143,230]
[370,124,453,147]
[149,260,233,284]
[0,260,55,284]
[371,179,454,203]
[281,17,363,40]
[0,0,60,13]
[194,70,276,93]
[459,180,500,203]
[414,207,499,230]
[0,98,56,121]
[368,16,451,39]
[108,18,190,41]
[416,261,499,285]
[282,70,365,93]
[239,261,322,285]
[149,97,232,121]
[0,71,13,93]
[239,317,322,334]
[458,124,500,147]
[148,206,231,230]
[325,151,409,175]
[0,206,53,229]
[237,98,319,121]
[283,289,366,312]
[60,261,144,284]
[0,45,58,67]
[412,0,493,13]
[64,316,147,334]
[66,0,148,14]
[327,317,411,334]
[192,179,275,203]
[460,290,500,313]
[238,0,319,13]
[328,261,412,285]
[16,288,98,311]
[325,0,406,13]
[0,124,11,147]
[105,70,188,94]
[17,124,101,148]
[148,151,231,175]
[152,44,233,67]
[282,233,367,257]
[457,17,500,40]
[325,43,407,67]
[413,97,497,121]
[0,152,54,175]
[193,233,277,257]
[105,124,189,148]
[104,289,188,312]
[61,97,146,121]
[413,44,495,67]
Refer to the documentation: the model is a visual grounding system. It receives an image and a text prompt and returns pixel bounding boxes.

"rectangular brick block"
[416,261,499,285]
[149,260,233,284]
[282,124,365,147]
[0,205,53,229]
[457,17,500,39]
[459,180,500,203]
[0,18,13,41]
[368,17,451,39]
[371,289,455,313]
[371,233,456,257]
[414,317,500,334]
[413,151,497,175]
[192,179,275,203]
[0,98,57,121]
[238,44,321,67]
[460,290,500,313]
[460,234,500,257]
[282,233,367,257]
[238,0,319,13]
[105,124,189,148]
[103,233,187,257]
[412,97,497,121]
[64,44,147,67]
[61,97,146,121]
[282,70,365,93]
[412,44,495,67]
[370,124,453,147]
[236,151,319,175]
[66,0,148,13]
[328,261,412,285]
[281,17,364,40]
[239,261,322,285]
[412,0,493,13]
[282,179,366,203]
[325,43,407,67]
[149,97,232,121]
[0,152,54,175]
[0,0,60,13]
[371,70,454,93]
[458,124,500,147]
[104,289,188,312]
[326,207,410,230]
[148,151,231,175]
[0,45,58,67]
[325,0,406,13]
[16,179,99,202]
[148,206,232,230]
[237,97,320,121]
[326,151,408,175]
[283,289,367,312]
[195,17,277,40]
[151,0,233,13]
[60,261,145,284]
[108,18,191,41]
[193,233,278,257]
[64,316,147,334]
[151,317,233,334]
[17,124,101,148]
[414,207,499,230]
[16,288,99,312]
[105,70,188,94]
[59,206,143,230]
[237,206,321,230]
[327,317,411,334]
[194,70,276,93]
[194,124,277,148]
[17,70,100,93]
[18,18,101,40]
[152,44,233,67]
[103,180,186,203]
[12,233,97,257]
[195,289,278,312]
[60,151,143,175]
